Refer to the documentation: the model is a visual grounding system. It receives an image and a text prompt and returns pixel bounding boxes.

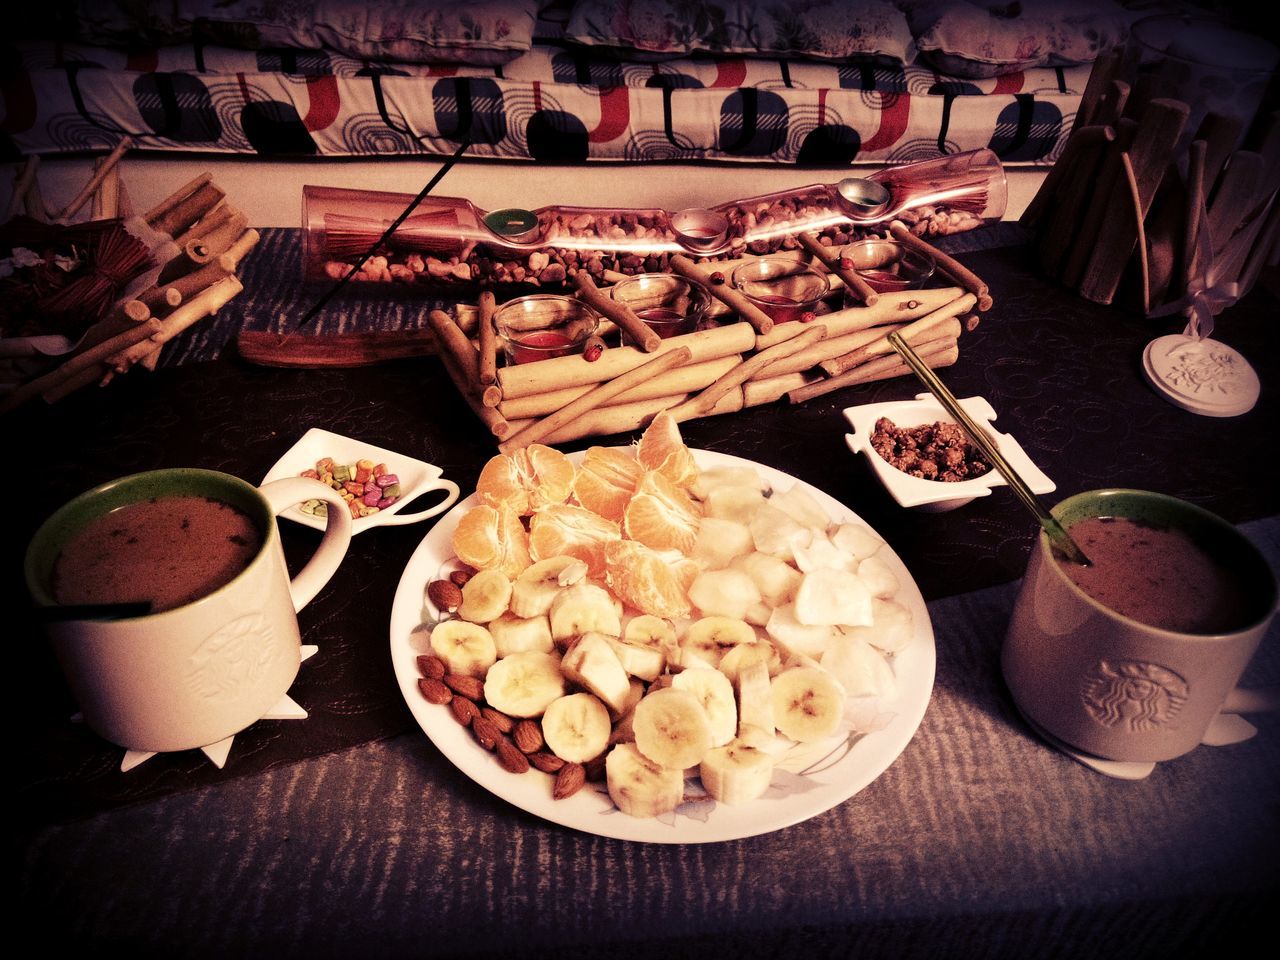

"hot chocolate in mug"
[25,468,353,754]
[1003,489,1277,763]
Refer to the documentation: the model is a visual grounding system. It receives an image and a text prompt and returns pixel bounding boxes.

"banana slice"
[699,737,776,804]
[820,635,896,698]
[632,687,713,769]
[688,569,761,620]
[608,679,648,745]
[734,659,776,736]
[718,640,781,683]
[541,692,612,763]
[510,556,589,618]
[483,650,567,717]
[671,667,737,747]
[623,614,676,649]
[560,632,632,714]
[457,569,513,624]
[606,636,666,682]
[488,611,555,657]
[686,615,756,649]
[549,581,622,642]
[770,666,845,743]
[428,620,498,678]
[606,743,684,818]
[793,568,872,627]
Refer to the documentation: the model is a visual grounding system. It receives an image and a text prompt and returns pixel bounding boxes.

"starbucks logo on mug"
[186,613,277,701]
[1081,660,1189,731]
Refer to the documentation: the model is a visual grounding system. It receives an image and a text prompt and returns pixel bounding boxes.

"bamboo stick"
[6,157,41,220]
[887,222,992,310]
[0,318,162,414]
[175,203,235,249]
[477,291,498,385]
[1071,47,1122,134]
[743,369,821,407]
[112,276,243,369]
[499,347,695,453]
[148,181,225,237]
[1039,118,1125,279]
[786,337,961,405]
[76,299,150,352]
[223,229,261,269]
[496,321,755,400]
[438,347,511,439]
[749,323,907,381]
[505,389,745,446]
[1020,125,1116,229]
[55,137,132,223]
[669,255,774,335]
[668,324,828,421]
[143,173,212,224]
[186,209,249,264]
[91,156,121,220]
[797,232,878,305]
[820,294,974,376]
[1205,151,1263,260]
[497,355,739,420]
[427,309,480,386]
[139,285,183,315]
[753,286,963,349]
[573,272,662,352]
[42,363,108,404]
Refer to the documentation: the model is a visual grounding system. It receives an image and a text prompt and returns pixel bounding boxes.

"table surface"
[8,239,1279,958]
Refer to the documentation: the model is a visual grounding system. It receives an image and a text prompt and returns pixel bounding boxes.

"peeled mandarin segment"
[637,411,699,488]
[494,501,532,579]
[528,503,621,579]
[623,470,700,555]
[517,444,576,511]
[475,454,530,515]
[604,539,692,620]
[572,446,644,522]
[452,504,503,571]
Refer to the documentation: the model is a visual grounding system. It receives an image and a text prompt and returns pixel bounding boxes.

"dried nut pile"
[413,414,912,819]
[869,417,992,482]
[323,197,984,288]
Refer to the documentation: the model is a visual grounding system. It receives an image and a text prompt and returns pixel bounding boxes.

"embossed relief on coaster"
[1081,659,1190,731]
[1142,334,1260,417]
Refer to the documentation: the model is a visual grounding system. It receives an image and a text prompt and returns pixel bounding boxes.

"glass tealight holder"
[611,273,710,340]
[731,258,830,323]
[494,295,599,365]
[840,239,935,300]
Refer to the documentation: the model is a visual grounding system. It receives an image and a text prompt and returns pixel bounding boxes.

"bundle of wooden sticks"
[422,225,990,450]
[1022,47,1280,315]
[2,147,259,413]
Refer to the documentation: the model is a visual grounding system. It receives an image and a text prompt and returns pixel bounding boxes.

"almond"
[449,568,474,587]
[416,654,446,680]
[444,674,485,700]
[481,707,515,734]
[512,719,544,754]
[583,753,607,783]
[428,579,463,612]
[553,762,586,800]
[471,716,501,750]
[449,696,480,727]
[496,739,531,774]
[417,677,452,705]
[529,751,565,773]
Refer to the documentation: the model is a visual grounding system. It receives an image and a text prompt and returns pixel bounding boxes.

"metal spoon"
[887,331,1092,566]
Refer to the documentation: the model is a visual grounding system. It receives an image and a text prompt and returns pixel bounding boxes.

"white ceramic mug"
[25,468,353,754]
[1003,490,1277,763]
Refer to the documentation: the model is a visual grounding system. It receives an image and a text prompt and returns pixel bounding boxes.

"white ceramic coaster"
[1142,334,1260,417]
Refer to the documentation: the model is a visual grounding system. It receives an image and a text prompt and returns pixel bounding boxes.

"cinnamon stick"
[477,291,498,385]
[1020,124,1116,228]
[887,222,991,310]
[175,203,234,248]
[143,173,212,224]
[573,272,662,352]
[426,309,480,387]
[186,209,249,264]
[669,255,774,335]
[499,347,695,453]
[149,181,226,237]
[797,233,878,306]
[1070,47,1122,134]
[668,325,828,421]
[55,137,132,223]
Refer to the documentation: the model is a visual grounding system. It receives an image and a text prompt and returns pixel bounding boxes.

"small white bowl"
[843,394,1055,512]
[261,428,460,534]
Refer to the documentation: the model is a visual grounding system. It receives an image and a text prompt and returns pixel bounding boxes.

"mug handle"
[374,477,461,527]
[259,477,353,612]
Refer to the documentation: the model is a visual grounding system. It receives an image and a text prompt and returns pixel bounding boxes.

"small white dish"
[843,393,1054,512]
[261,428,459,534]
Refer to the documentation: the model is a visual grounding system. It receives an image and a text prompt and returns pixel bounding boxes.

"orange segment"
[637,411,699,488]
[604,540,693,620]
[571,446,645,522]
[528,503,621,578]
[475,444,575,516]
[452,502,531,579]
[623,470,700,555]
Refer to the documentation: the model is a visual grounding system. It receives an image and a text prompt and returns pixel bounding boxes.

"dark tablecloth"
[8,236,1279,957]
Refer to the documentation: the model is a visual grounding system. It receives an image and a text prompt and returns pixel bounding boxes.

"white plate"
[388,449,936,844]
[843,393,1055,512]
[261,427,460,535]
